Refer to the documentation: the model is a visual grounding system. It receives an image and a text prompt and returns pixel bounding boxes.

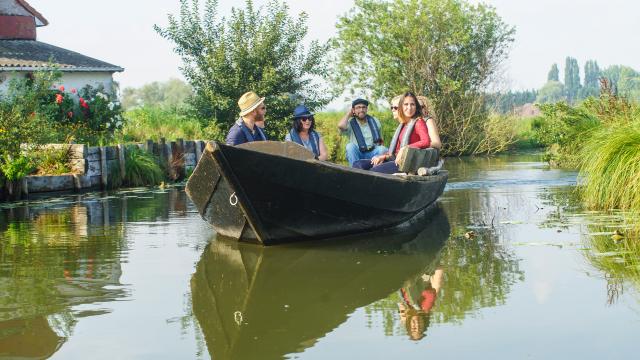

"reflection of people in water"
[398,268,443,340]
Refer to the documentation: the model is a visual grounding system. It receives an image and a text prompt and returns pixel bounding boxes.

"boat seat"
[396,147,440,175]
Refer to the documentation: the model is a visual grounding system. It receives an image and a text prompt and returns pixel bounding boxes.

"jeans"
[352,159,399,174]
[345,143,388,167]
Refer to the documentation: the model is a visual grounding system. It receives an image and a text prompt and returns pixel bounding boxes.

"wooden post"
[117,144,126,182]
[100,146,108,188]
[167,142,175,180]
[21,177,28,196]
[159,138,166,159]
[146,139,154,153]
[177,138,185,179]
[195,140,203,164]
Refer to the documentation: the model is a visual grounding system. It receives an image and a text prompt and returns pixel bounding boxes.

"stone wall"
[17,139,207,196]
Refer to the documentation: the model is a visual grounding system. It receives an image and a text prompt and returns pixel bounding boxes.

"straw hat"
[238,91,265,116]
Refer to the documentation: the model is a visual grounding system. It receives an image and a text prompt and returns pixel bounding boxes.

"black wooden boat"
[186,141,448,245]
[191,207,450,359]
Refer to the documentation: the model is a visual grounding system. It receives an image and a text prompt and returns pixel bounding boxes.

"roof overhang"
[0,66,124,72]
[16,0,48,26]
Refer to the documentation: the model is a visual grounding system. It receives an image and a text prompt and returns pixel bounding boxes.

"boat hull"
[186,141,448,245]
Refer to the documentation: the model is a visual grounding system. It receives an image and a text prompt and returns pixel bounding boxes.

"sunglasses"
[299,117,314,122]
[390,106,398,111]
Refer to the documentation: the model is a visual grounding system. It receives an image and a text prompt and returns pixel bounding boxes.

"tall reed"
[123,146,164,186]
[579,123,640,211]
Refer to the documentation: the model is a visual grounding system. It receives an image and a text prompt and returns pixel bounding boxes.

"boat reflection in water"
[191,205,451,359]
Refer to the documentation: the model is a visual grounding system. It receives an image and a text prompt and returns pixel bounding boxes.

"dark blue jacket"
[225,120,267,146]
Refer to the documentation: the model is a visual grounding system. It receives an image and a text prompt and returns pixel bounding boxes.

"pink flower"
[67,111,73,118]
[55,94,63,104]
[59,85,65,92]
[71,88,77,94]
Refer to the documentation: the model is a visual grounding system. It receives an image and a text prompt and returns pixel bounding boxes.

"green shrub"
[0,155,35,181]
[123,146,164,186]
[532,102,601,167]
[473,113,519,153]
[32,146,72,175]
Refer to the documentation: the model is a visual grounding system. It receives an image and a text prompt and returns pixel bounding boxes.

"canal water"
[1,153,639,359]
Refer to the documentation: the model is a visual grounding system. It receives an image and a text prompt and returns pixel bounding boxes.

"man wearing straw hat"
[226,91,268,146]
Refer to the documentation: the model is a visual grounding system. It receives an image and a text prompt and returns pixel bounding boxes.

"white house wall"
[0,71,116,95]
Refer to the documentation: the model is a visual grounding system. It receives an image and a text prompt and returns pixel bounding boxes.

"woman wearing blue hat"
[285,105,328,160]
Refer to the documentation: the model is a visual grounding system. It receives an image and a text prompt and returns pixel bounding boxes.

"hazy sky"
[27,0,640,91]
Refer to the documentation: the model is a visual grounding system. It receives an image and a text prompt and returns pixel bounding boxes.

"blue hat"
[293,104,314,119]
[352,98,369,108]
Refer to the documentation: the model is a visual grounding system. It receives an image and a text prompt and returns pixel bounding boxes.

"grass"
[123,146,164,186]
[120,106,207,142]
[579,123,640,211]
[32,146,73,175]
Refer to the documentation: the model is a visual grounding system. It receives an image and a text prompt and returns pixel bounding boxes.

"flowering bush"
[48,83,124,140]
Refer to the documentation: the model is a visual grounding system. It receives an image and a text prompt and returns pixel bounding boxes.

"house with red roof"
[0,0,123,94]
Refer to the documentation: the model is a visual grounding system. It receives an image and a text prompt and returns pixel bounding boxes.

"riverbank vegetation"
[529,79,640,239]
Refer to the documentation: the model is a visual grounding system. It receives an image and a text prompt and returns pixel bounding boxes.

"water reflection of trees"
[364,187,525,340]
[537,186,640,305]
[365,216,523,339]
[0,188,190,358]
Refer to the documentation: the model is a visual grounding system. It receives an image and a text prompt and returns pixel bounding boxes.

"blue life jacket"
[289,128,320,157]
[349,116,382,152]
[237,118,267,143]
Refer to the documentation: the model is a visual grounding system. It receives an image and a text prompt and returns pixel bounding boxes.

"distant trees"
[487,90,537,113]
[564,57,581,103]
[536,81,565,104]
[530,59,640,106]
[121,79,193,110]
[579,60,601,99]
[547,64,559,82]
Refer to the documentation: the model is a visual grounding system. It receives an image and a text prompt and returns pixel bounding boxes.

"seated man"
[226,91,268,146]
[337,98,388,166]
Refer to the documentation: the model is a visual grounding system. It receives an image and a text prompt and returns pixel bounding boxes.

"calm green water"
[1,153,639,359]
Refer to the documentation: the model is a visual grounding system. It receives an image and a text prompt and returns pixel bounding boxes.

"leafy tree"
[333,0,515,155]
[564,57,581,103]
[547,63,559,82]
[536,80,565,104]
[155,0,331,139]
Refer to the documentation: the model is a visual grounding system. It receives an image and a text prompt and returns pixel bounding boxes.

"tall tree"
[333,0,515,154]
[579,60,601,99]
[547,63,559,82]
[155,0,331,139]
[564,57,581,103]
[583,60,601,89]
